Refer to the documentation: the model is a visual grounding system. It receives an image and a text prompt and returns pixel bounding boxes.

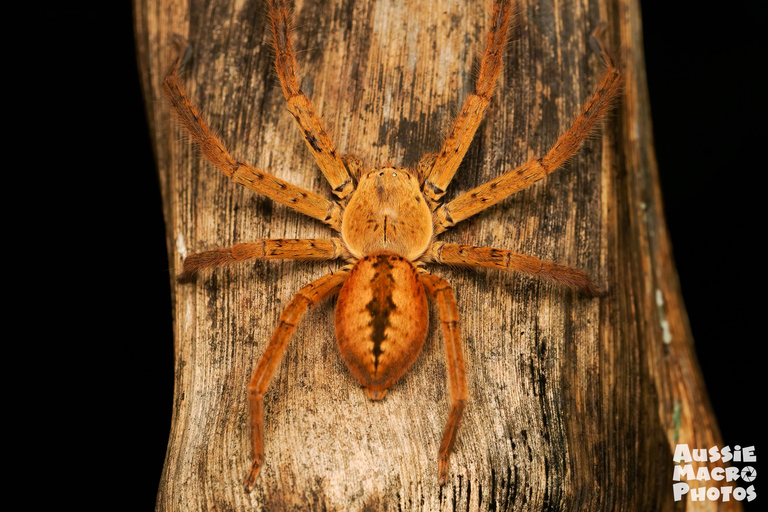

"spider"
[163,0,621,492]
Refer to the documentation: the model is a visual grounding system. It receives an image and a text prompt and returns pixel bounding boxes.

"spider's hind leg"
[244,266,351,491]
[418,271,468,485]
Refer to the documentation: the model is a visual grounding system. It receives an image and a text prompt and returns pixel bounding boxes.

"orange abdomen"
[335,253,428,399]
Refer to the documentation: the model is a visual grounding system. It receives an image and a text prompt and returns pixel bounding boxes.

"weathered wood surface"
[134,0,736,510]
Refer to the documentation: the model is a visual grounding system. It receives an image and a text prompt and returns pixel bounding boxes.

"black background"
[39,1,763,509]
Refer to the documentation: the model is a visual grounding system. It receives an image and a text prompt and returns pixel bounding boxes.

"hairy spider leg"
[244,267,352,492]
[180,238,351,279]
[433,28,622,234]
[418,271,468,484]
[423,242,603,296]
[420,0,513,207]
[267,0,355,199]
[163,56,344,230]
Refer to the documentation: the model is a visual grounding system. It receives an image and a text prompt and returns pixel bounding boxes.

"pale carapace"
[163,0,621,492]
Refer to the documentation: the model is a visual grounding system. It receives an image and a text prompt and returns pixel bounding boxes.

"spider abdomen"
[335,253,428,400]
[341,168,433,260]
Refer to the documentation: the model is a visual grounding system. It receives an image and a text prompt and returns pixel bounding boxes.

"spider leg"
[163,57,343,230]
[423,242,603,296]
[433,29,622,233]
[421,0,513,207]
[267,0,355,199]
[244,266,351,492]
[179,238,351,280]
[418,271,468,485]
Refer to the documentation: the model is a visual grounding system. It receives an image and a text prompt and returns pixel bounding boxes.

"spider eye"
[379,172,384,176]
[392,172,397,177]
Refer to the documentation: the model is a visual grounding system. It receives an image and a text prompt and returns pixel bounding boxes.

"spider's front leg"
[267,0,355,199]
[163,52,344,230]
[418,271,468,484]
[420,0,513,207]
[433,28,622,233]
[423,242,603,296]
[244,267,351,492]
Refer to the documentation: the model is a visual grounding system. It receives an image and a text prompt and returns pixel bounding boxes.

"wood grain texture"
[134,0,737,510]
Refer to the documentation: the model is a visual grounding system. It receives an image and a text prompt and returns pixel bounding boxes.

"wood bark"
[134,0,737,510]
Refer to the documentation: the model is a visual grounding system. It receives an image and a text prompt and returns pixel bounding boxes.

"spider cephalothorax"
[164,0,621,492]
[342,168,433,260]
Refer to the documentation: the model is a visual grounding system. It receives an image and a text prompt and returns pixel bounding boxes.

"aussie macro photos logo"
[672,444,756,503]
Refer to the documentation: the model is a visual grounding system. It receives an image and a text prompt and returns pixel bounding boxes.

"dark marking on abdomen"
[365,255,397,373]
